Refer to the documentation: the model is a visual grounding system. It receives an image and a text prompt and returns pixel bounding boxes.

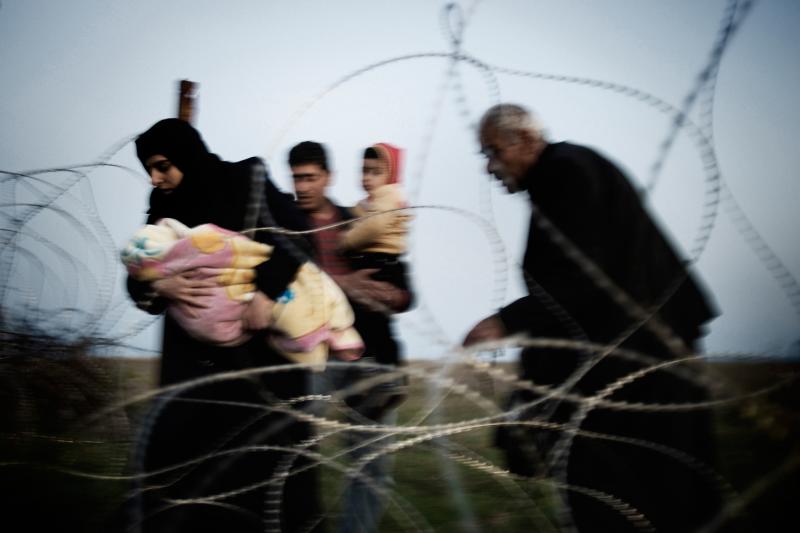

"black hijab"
[135,118,251,230]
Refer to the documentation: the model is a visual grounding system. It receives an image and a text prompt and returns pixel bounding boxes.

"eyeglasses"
[479,140,517,160]
[479,146,499,160]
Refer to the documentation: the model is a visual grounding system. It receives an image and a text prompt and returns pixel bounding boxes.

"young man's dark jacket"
[305,203,412,368]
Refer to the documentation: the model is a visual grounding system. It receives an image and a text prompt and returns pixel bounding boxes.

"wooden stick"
[177,79,198,124]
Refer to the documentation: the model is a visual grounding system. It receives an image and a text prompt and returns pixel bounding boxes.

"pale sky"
[1,0,798,359]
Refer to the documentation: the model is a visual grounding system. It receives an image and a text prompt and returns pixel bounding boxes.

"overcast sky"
[1,0,798,360]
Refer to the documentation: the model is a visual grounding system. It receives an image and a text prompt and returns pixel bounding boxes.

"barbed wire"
[1,2,797,531]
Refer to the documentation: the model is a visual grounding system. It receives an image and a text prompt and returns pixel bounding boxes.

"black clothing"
[135,119,308,302]
[497,142,720,532]
[499,142,714,348]
[328,205,411,368]
[347,251,408,289]
[307,203,412,418]
[121,119,323,533]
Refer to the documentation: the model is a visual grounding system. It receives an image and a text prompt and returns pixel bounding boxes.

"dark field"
[0,355,797,532]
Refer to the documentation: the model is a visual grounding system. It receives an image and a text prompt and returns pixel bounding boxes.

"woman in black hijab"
[123,119,324,533]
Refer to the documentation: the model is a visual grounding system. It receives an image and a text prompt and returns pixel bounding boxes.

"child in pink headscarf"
[122,218,362,369]
[338,143,411,287]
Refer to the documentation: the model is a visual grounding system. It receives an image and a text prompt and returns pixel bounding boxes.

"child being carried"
[338,142,411,288]
[121,218,363,370]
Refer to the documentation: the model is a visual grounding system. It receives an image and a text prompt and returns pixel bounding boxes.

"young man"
[289,141,413,533]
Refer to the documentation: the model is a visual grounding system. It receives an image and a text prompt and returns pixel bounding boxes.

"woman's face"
[145,154,184,192]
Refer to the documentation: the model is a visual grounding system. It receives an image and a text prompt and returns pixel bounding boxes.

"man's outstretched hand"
[462,314,507,347]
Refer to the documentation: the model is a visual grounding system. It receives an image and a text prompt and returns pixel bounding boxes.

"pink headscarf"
[371,142,404,185]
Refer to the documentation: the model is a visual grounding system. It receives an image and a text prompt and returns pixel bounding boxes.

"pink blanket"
[122,218,364,368]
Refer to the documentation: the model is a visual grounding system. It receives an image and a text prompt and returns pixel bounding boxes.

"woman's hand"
[152,271,216,317]
[242,291,274,331]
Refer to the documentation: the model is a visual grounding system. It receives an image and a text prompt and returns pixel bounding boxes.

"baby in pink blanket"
[121,218,363,369]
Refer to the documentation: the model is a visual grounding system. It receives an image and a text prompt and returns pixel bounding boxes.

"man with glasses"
[463,104,719,532]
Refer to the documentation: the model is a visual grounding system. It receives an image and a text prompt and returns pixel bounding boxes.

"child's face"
[361,158,390,195]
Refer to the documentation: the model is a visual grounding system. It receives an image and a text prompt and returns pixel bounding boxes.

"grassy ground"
[314,359,800,532]
[700,360,799,532]
[316,361,562,532]
[0,354,148,532]
[1,356,797,532]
